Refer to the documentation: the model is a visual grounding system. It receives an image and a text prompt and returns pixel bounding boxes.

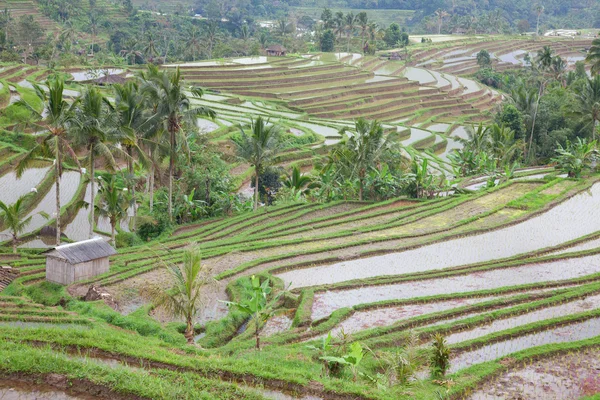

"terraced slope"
[4,176,600,399]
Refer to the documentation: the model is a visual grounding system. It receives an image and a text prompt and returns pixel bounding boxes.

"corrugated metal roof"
[45,238,116,264]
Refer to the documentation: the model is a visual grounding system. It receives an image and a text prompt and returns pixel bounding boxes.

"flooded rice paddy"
[445,294,600,345]
[449,317,600,373]
[0,380,98,400]
[278,183,600,289]
[467,347,600,400]
[311,254,600,318]
[0,167,49,205]
[314,295,502,333]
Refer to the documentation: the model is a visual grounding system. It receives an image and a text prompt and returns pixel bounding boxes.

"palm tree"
[140,66,215,220]
[345,12,356,53]
[113,81,152,223]
[551,56,567,84]
[367,22,379,42]
[356,12,368,47]
[552,138,598,178]
[72,87,121,238]
[0,198,32,253]
[585,38,600,76]
[88,12,99,57]
[334,11,344,40]
[232,116,283,211]
[95,174,130,246]
[143,32,159,60]
[16,79,81,246]
[333,118,389,201]
[572,75,600,141]
[206,20,218,60]
[144,245,212,344]
[186,26,202,61]
[435,9,450,35]
[536,46,554,71]
[535,5,544,37]
[282,165,313,195]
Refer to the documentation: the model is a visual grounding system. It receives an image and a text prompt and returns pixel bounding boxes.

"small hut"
[266,45,287,57]
[93,75,127,86]
[45,238,116,285]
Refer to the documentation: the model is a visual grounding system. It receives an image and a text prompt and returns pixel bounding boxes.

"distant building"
[45,238,116,285]
[544,29,579,37]
[266,45,287,57]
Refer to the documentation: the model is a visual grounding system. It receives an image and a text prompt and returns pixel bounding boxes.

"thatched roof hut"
[266,45,287,56]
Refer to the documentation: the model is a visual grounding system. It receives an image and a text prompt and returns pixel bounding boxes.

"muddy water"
[403,67,436,85]
[197,118,219,133]
[258,388,322,400]
[0,167,49,205]
[63,184,93,241]
[0,380,98,400]
[446,294,600,345]
[468,347,600,400]
[231,56,268,64]
[18,171,81,234]
[310,255,600,318]
[427,123,451,133]
[70,69,123,82]
[278,182,600,289]
[457,77,480,94]
[261,314,293,336]
[449,317,600,373]
[548,236,600,256]
[314,296,502,332]
[498,50,527,65]
[402,128,432,146]
[293,121,340,137]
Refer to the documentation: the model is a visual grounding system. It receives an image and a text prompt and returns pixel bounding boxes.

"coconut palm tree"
[113,81,152,223]
[0,198,32,253]
[535,4,544,37]
[205,20,218,60]
[585,38,600,76]
[344,12,356,53]
[356,12,368,46]
[334,11,344,40]
[572,75,600,141]
[333,118,389,201]
[232,116,283,211]
[185,26,202,61]
[72,87,122,238]
[144,245,212,344]
[536,46,554,71]
[435,9,450,35]
[95,174,130,246]
[140,66,215,220]
[16,79,81,246]
[143,32,159,60]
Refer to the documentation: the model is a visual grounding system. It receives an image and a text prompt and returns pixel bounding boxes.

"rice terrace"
[2,0,600,398]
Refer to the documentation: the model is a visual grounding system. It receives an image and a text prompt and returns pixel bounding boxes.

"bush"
[116,231,143,248]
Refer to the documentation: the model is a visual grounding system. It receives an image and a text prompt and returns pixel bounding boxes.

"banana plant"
[321,341,366,381]
[222,275,286,350]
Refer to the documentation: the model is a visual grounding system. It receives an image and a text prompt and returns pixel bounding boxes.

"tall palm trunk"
[89,146,95,238]
[527,84,544,162]
[12,233,17,254]
[55,141,62,246]
[127,147,137,229]
[185,317,194,344]
[254,168,259,211]
[149,148,154,212]
[168,129,175,220]
[110,219,116,247]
